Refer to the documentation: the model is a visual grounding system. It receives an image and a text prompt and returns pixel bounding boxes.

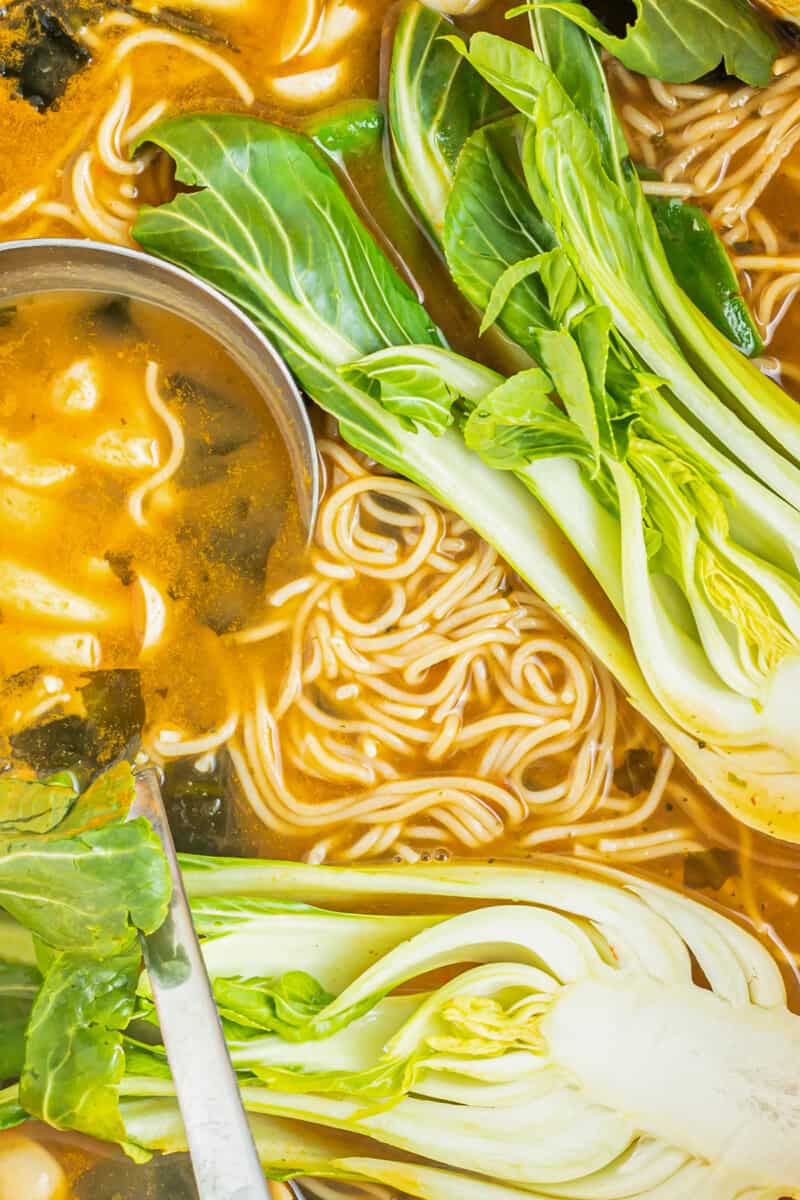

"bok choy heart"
[131,110,800,834]
[6,846,800,1197]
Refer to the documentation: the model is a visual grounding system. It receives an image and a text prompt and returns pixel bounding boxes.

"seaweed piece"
[199,492,282,584]
[104,549,136,587]
[171,373,262,488]
[86,295,134,336]
[18,12,89,109]
[81,669,145,764]
[10,670,144,775]
[683,848,740,891]
[0,2,226,113]
[74,1153,198,1200]
[613,747,657,796]
[0,307,17,327]
[161,753,235,856]
[9,715,95,774]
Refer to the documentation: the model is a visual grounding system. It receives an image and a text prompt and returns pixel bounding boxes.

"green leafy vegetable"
[305,100,384,160]
[21,950,143,1150]
[0,762,170,1151]
[403,25,800,775]
[0,763,168,956]
[388,1,505,239]
[515,0,777,85]
[648,196,763,358]
[214,971,335,1039]
[0,962,40,1081]
[0,773,78,839]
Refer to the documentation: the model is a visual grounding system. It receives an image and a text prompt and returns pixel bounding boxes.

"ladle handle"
[130,768,270,1200]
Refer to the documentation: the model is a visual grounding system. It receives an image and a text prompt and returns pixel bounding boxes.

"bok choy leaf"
[647,196,763,358]
[518,0,778,85]
[0,763,170,1146]
[389,1,505,240]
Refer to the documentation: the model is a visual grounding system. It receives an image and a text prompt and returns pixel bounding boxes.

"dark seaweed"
[200,493,282,583]
[18,12,89,109]
[10,714,95,773]
[0,2,226,112]
[613,747,657,796]
[171,373,262,488]
[161,752,236,856]
[104,549,136,586]
[74,1154,198,1200]
[10,669,144,775]
[684,847,740,891]
[0,307,17,327]
[81,668,145,761]
[86,294,134,336]
[0,6,92,111]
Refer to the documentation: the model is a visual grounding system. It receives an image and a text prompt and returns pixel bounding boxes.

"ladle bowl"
[0,238,319,532]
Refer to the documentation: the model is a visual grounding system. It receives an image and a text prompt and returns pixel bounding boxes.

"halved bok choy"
[129,111,800,836]
[6,840,800,1198]
[386,6,800,824]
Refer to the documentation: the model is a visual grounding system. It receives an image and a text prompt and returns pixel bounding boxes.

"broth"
[3,2,800,1198]
[0,290,301,814]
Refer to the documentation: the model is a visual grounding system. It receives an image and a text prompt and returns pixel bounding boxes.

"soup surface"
[3,2,800,1198]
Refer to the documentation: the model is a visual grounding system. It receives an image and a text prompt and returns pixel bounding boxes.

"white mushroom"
[0,1135,67,1200]
[50,358,101,415]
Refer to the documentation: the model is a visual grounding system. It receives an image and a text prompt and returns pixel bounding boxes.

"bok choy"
[387,9,800,811]
[5,817,800,1199]
[129,111,800,836]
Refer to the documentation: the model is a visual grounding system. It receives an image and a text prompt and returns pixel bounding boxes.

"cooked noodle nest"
[221,441,686,867]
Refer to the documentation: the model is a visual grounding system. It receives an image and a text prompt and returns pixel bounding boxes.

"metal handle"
[131,769,270,1200]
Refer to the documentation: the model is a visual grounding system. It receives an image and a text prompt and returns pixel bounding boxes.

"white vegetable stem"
[545,973,800,1190]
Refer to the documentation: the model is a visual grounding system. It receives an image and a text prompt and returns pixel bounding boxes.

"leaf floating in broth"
[306,98,384,160]
[10,715,97,775]
[84,295,136,338]
[0,7,91,111]
[683,847,740,891]
[171,373,262,488]
[81,669,146,765]
[518,0,778,85]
